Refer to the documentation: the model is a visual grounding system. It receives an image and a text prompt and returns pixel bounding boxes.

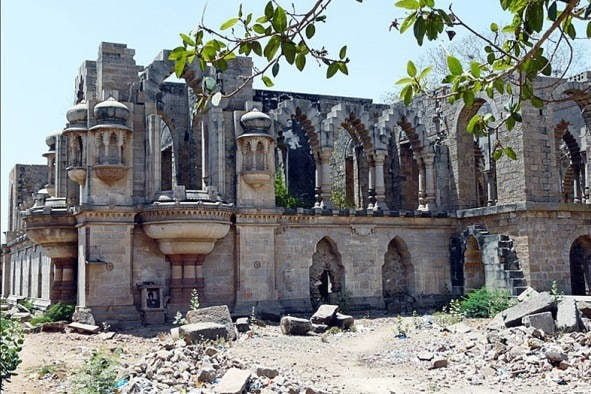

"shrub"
[0,313,24,388]
[457,288,515,318]
[72,350,120,394]
[30,303,75,326]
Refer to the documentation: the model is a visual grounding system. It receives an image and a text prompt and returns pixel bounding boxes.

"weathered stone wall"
[4,239,51,306]
[203,230,236,307]
[7,165,47,236]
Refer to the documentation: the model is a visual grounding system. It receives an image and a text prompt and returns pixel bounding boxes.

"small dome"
[94,97,130,125]
[66,101,88,126]
[45,134,57,148]
[240,108,272,134]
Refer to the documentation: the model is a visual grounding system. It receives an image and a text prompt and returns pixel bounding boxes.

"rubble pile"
[280,304,354,336]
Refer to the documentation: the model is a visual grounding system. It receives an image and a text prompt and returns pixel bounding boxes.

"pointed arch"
[309,237,344,309]
[382,237,414,312]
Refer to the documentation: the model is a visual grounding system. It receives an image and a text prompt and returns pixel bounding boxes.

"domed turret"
[94,97,130,125]
[240,108,272,134]
[65,101,88,128]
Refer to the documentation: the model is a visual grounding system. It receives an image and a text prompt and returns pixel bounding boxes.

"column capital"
[319,147,333,161]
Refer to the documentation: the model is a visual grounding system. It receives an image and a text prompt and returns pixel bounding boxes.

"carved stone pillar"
[417,157,426,210]
[314,159,322,208]
[51,257,76,303]
[319,148,332,208]
[373,151,388,210]
[423,153,436,211]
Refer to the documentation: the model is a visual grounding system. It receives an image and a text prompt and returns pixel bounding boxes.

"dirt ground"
[3,316,590,394]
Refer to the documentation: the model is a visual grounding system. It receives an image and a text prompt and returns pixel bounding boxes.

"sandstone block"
[556,297,580,332]
[502,292,555,327]
[517,287,539,302]
[256,366,279,379]
[179,322,227,344]
[522,312,555,334]
[311,323,328,334]
[68,322,100,334]
[429,358,448,369]
[310,304,339,325]
[186,305,236,340]
[577,301,591,319]
[280,316,312,336]
[215,368,251,394]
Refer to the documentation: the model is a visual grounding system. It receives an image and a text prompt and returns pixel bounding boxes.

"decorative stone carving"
[94,164,127,185]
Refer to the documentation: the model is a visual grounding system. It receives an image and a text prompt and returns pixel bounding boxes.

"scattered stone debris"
[280,305,355,336]
[280,316,312,336]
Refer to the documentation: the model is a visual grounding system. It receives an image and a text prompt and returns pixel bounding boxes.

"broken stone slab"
[429,358,448,369]
[215,367,251,394]
[256,366,279,379]
[11,312,31,322]
[68,322,100,334]
[235,317,250,333]
[280,316,312,336]
[311,323,328,334]
[577,301,591,319]
[522,311,556,335]
[335,313,354,330]
[517,287,539,302]
[186,305,237,340]
[98,331,116,340]
[310,304,339,325]
[556,297,580,332]
[179,322,228,344]
[502,291,555,327]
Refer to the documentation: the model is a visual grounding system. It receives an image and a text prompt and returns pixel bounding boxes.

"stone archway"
[382,237,413,312]
[464,235,485,291]
[570,235,591,295]
[310,237,344,309]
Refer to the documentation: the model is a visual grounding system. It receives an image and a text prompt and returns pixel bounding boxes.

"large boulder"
[556,297,580,332]
[522,312,556,334]
[310,304,339,325]
[280,316,312,336]
[179,322,228,344]
[186,305,237,340]
[502,292,555,327]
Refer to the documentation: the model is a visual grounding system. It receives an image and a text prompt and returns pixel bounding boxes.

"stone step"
[506,270,524,279]
[512,278,527,287]
[512,286,528,297]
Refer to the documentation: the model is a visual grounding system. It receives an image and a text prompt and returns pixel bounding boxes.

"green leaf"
[407,61,417,77]
[395,0,419,10]
[470,62,481,78]
[400,13,417,34]
[395,77,414,85]
[447,55,462,75]
[272,6,287,32]
[504,147,517,160]
[264,1,274,19]
[463,90,475,106]
[220,17,239,30]
[492,148,503,161]
[306,24,316,39]
[272,62,280,77]
[402,85,413,105]
[251,41,262,56]
[281,41,296,64]
[566,22,576,40]
[327,62,339,78]
[338,62,348,75]
[253,24,266,34]
[490,22,498,33]
[413,15,426,45]
[548,1,557,21]
[339,46,347,60]
[256,15,267,23]
[174,55,186,77]
[506,116,516,131]
[180,33,195,46]
[525,2,543,33]
[295,54,306,71]
[418,66,432,80]
[587,21,591,38]
[531,96,543,108]
[262,75,274,87]
[466,114,481,133]
[264,36,281,61]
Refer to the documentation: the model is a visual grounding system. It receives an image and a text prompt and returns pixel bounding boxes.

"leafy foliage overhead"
[170,0,591,160]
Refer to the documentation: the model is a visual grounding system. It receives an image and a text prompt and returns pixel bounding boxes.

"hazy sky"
[1,1,588,237]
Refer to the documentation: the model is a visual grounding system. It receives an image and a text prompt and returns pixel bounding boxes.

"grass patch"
[71,349,121,394]
[30,303,75,326]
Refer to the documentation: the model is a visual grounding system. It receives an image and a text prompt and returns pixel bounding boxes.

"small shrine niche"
[63,101,89,186]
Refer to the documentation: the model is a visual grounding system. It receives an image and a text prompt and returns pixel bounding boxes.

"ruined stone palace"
[1,42,590,326]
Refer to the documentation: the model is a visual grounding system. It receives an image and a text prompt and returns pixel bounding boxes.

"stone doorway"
[310,238,344,309]
[570,235,591,295]
[464,236,485,292]
[382,237,413,313]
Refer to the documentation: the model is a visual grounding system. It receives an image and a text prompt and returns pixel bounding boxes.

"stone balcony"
[24,199,77,259]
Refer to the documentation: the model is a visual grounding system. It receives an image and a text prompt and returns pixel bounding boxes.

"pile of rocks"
[280,304,354,336]
[492,288,590,334]
[120,339,313,394]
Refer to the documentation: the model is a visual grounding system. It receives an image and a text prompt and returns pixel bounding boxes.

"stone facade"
[1,42,590,326]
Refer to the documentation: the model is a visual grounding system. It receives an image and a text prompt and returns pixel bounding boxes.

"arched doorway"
[382,237,413,312]
[464,236,485,291]
[570,235,591,295]
[310,238,344,308]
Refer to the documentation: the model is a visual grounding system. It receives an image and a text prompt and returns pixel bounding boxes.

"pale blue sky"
[1,1,587,236]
